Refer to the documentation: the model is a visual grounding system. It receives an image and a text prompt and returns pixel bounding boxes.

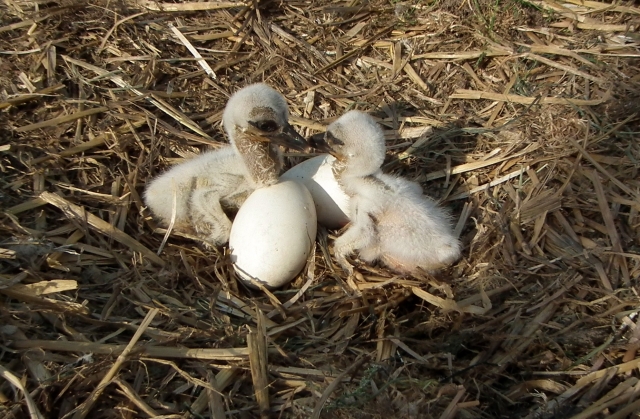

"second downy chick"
[310,110,461,275]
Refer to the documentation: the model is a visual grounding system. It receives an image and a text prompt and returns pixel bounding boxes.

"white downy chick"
[310,110,461,275]
[144,83,308,246]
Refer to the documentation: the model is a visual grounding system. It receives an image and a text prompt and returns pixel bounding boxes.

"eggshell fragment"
[280,154,350,229]
[229,180,317,289]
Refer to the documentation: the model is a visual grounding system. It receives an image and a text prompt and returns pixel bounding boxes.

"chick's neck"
[333,155,381,178]
[332,157,381,196]
[234,134,282,188]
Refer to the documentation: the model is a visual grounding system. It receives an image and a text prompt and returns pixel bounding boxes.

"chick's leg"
[188,187,233,246]
[333,213,377,274]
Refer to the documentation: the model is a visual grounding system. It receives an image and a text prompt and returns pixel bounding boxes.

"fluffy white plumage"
[312,110,461,274]
[143,83,307,246]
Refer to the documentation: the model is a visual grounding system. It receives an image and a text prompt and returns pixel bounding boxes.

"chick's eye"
[254,120,279,132]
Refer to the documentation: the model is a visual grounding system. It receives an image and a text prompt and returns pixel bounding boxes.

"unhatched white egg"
[280,154,350,229]
[229,180,317,289]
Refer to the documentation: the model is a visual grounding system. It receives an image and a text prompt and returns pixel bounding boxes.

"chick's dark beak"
[309,132,346,161]
[308,132,335,154]
[267,123,309,152]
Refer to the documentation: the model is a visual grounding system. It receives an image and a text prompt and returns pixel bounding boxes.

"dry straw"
[1,0,639,418]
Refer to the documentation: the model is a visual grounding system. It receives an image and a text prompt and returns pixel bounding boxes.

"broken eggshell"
[280,154,350,229]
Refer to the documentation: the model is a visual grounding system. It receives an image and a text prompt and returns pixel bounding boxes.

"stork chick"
[144,83,308,246]
[310,110,461,275]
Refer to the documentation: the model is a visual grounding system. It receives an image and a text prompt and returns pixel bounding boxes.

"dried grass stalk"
[137,1,244,12]
[247,309,270,418]
[12,340,251,360]
[71,308,159,419]
[39,192,165,266]
[0,365,45,419]
[450,89,607,106]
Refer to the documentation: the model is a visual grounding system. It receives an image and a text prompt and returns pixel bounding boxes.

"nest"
[1,0,640,418]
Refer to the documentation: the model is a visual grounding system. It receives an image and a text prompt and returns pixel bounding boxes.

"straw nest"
[1,0,640,418]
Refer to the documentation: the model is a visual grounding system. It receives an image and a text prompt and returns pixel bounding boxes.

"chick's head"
[222,83,307,151]
[311,110,386,177]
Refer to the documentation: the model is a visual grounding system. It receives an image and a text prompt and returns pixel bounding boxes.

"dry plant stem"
[568,378,640,419]
[523,53,605,84]
[39,191,165,266]
[248,309,270,418]
[12,339,251,360]
[388,337,432,363]
[439,386,466,419]
[1,287,89,315]
[156,179,178,256]
[448,165,530,201]
[0,83,65,109]
[15,106,108,132]
[590,170,630,286]
[137,1,243,12]
[454,202,474,238]
[0,365,45,419]
[420,144,539,182]
[30,119,147,165]
[0,7,78,33]
[207,371,227,419]
[169,24,217,79]
[8,279,77,295]
[314,24,395,74]
[493,303,558,374]
[412,287,490,315]
[527,374,640,419]
[113,378,160,417]
[61,55,211,139]
[139,357,215,391]
[526,44,597,68]
[567,136,640,203]
[71,308,159,419]
[411,49,511,60]
[529,0,640,20]
[605,397,640,419]
[310,356,368,419]
[98,12,147,53]
[180,369,238,419]
[450,89,606,106]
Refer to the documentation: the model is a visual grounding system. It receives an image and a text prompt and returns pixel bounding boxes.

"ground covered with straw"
[1,0,640,418]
